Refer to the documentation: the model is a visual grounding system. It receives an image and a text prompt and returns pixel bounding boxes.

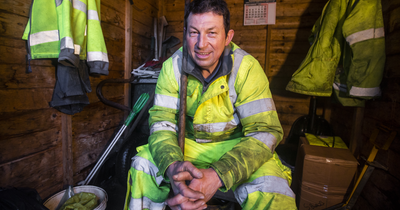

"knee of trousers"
[232,153,296,208]
[129,155,164,186]
[125,155,170,210]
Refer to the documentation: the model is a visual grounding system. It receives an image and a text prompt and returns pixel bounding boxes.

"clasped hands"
[166,161,223,210]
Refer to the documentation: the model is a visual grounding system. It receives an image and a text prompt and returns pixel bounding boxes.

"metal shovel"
[78,93,150,185]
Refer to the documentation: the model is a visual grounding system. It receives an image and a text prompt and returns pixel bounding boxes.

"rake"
[79,93,150,185]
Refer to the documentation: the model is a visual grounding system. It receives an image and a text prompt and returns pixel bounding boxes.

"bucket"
[43,185,108,210]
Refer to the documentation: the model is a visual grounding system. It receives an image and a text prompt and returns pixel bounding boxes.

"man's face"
[186,12,234,73]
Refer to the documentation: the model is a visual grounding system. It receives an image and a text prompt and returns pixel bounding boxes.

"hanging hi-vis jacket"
[22,0,109,75]
[286,0,385,106]
[22,0,60,60]
[124,42,297,210]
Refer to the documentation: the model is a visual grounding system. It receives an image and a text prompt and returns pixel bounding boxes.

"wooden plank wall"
[164,0,326,141]
[0,0,64,199]
[0,0,146,199]
[330,0,400,209]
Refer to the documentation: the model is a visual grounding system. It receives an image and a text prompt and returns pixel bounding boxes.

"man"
[124,0,296,209]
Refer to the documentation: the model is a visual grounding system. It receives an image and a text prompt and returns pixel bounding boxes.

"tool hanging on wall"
[158,16,168,59]
[154,17,158,61]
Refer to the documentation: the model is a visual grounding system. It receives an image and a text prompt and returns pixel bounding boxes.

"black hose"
[96,76,136,111]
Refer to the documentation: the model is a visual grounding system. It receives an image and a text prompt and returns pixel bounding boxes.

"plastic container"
[43,185,108,210]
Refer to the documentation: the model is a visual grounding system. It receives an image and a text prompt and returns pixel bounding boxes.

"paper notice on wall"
[244,2,276,25]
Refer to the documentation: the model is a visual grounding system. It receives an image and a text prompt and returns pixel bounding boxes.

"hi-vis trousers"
[124,139,297,210]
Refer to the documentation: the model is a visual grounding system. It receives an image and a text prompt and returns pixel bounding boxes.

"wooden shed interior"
[1,0,399,209]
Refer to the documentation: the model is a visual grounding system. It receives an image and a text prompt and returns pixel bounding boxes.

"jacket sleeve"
[87,0,109,75]
[341,0,385,99]
[210,56,283,190]
[148,58,183,179]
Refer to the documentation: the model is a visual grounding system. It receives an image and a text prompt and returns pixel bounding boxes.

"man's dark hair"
[184,0,230,36]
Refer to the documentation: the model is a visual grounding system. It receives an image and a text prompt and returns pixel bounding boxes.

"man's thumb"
[193,168,203,178]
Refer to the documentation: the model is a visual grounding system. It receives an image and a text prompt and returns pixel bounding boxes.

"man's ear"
[225,29,234,46]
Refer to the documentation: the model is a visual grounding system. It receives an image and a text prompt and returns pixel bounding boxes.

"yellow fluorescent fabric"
[124,42,297,209]
[286,0,385,107]
[22,0,60,59]
[124,140,296,210]
[305,133,348,149]
[148,42,283,190]
[23,0,109,75]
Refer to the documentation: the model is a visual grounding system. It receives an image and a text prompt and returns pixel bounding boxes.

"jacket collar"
[183,43,233,85]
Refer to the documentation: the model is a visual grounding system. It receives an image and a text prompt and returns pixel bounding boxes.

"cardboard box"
[292,137,358,210]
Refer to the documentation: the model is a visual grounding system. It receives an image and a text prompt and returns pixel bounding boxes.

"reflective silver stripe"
[29,30,59,46]
[196,139,212,143]
[87,51,109,62]
[333,82,347,92]
[131,156,163,185]
[346,27,385,45]
[150,121,178,135]
[88,9,99,21]
[60,37,74,50]
[73,0,87,15]
[349,86,381,97]
[246,132,277,152]
[193,113,239,133]
[171,50,182,88]
[237,98,276,119]
[154,94,179,110]
[234,176,295,205]
[228,48,248,109]
[375,27,385,38]
[129,196,166,210]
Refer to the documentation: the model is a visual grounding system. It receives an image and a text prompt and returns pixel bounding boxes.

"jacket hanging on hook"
[22,0,109,75]
[286,0,385,107]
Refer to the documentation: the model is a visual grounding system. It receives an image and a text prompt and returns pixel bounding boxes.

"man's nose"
[197,33,207,49]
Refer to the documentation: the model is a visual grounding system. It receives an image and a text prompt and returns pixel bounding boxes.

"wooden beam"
[264,25,272,77]
[125,0,132,113]
[349,107,364,155]
[61,114,73,186]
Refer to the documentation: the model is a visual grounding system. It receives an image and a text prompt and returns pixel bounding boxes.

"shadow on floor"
[100,177,126,210]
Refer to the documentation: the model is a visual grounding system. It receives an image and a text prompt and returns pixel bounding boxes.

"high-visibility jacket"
[148,42,283,190]
[124,42,296,210]
[286,0,385,106]
[22,0,109,75]
[22,0,60,60]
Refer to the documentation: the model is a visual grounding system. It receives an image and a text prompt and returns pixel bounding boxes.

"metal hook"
[129,0,147,11]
